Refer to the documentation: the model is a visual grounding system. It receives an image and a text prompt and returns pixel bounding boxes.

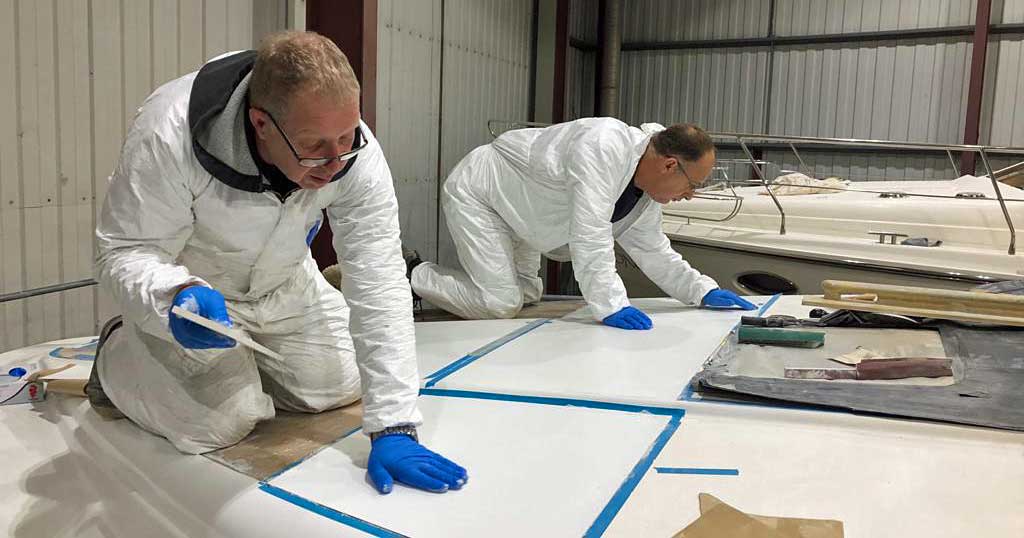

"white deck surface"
[414,318,544,380]
[606,401,1024,538]
[269,392,674,538]
[426,298,759,402]
[2,297,1023,538]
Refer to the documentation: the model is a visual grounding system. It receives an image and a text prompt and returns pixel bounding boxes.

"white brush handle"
[170,306,285,362]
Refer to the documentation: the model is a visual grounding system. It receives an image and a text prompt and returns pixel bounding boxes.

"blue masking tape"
[423,319,551,387]
[419,388,685,418]
[679,293,783,402]
[756,293,782,316]
[259,483,407,538]
[655,467,739,476]
[584,414,683,537]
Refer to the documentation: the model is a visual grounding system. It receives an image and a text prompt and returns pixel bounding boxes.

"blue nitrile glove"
[305,218,322,247]
[169,286,236,349]
[602,306,653,330]
[701,289,757,310]
[367,434,468,494]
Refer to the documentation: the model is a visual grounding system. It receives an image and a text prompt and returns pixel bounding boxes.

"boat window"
[735,272,799,295]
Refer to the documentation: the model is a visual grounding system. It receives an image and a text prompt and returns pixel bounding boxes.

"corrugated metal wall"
[378,0,534,267]
[620,1,770,133]
[376,0,444,262]
[770,0,974,142]
[568,0,1023,183]
[567,0,598,119]
[986,0,1024,146]
[0,0,286,353]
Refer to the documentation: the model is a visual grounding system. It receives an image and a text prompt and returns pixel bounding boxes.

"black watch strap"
[369,424,419,443]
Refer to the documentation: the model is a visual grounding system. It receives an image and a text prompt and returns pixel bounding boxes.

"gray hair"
[651,123,715,162]
[249,31,360,117]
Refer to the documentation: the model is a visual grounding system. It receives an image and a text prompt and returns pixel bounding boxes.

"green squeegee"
[737,326,825,348]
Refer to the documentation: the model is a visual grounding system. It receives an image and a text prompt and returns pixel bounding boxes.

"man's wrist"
[369,424,418,443]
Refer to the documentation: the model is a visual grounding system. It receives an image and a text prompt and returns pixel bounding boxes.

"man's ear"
[663,155,679,174]
[248,108,269,140]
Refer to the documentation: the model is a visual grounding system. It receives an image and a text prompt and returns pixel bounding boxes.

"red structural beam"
[546,0,570,294]
[306,0,378,270]
[961,0,992,175]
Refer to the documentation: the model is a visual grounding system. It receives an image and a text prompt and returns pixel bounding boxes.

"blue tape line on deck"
[584,414,683,537]
[679,293,783,402]
[420,388,685,418]
[756,293,782,316]
[423,319,551,387]
[655,467,739,476]
[259,483,407,538]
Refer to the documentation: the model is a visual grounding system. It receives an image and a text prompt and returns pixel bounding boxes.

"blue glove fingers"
[200,297,232,325]
[603,306,652,330]
[394,466,450,493]
[630,309,653,329]
[735,296,758,310]
[169,318,236,349]
[426,455,469,485]
[419,462,465,490]
[367,459,394,494]
[625,315,643,330]
[170,286,237,349]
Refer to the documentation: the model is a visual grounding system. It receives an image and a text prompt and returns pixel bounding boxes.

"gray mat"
[693,324,1024,431]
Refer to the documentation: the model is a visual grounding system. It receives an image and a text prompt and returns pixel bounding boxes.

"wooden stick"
[804,280,1024,327]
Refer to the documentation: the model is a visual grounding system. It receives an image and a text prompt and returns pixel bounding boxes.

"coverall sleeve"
[327,138,422,434]
[565,124,634,322]
[616,202,719,304]
[95,126,207,342]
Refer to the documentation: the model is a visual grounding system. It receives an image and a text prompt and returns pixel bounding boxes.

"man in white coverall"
[87,32,467,495]
[409,119,756,330]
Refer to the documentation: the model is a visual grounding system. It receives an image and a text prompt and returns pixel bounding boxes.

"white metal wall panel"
[0,0,271,353]
[566,47,596,119]
[985,0,1024,146]
[376,0,444,261]
[773,0,977,34]
[623,0,770,41]
[567,0,597,119]
[617,1,769,130]
[570,0,599,42]
[769,0,974,142]
[1005,0,1024,23]
[378,0,533,268]
[620,49,768,131]
[985,37,1024,146]
[437,0,534,267]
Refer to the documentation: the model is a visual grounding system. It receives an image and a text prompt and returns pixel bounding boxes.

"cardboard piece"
[204,401,363,480]
[832,346,882,365]
[673,494,843,538]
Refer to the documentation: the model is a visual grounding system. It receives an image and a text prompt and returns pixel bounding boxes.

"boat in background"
[619,133,1024,297]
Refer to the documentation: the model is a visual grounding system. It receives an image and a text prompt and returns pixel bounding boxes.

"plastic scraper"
[170,306,285,362]
[785,358,953,380]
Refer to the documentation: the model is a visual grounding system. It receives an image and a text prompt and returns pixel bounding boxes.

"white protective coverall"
[95,51,421,454]
[413,117,718,322]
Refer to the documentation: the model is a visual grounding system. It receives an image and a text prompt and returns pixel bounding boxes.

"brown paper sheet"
[672,493,843,538]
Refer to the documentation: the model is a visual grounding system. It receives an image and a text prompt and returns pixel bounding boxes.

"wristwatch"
[369,424,419,443]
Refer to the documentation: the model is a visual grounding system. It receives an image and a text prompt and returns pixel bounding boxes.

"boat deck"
[1,296,1021,537]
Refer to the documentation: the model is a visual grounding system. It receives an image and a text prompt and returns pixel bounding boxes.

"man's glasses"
[674,158,706,190]
[255,107,368,168]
